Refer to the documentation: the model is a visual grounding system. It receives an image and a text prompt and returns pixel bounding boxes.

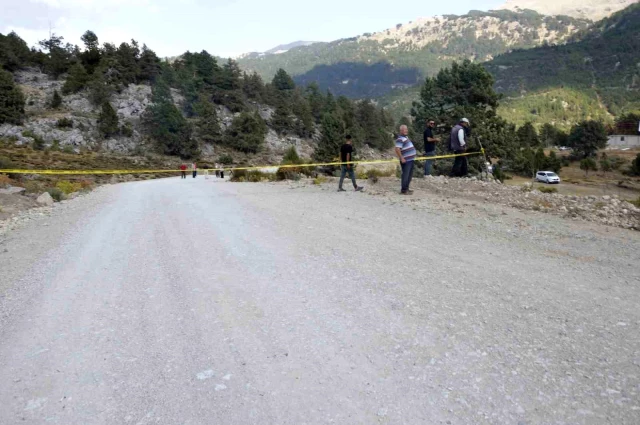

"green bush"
[218,154,233,165]
[538,186,558,194]
[55,180,82,194]
[46,187,64,202]
[56,117,73,129]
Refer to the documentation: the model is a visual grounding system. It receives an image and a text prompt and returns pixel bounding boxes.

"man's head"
[399,125,408,136]
[427,119,435,128]
[460,118,470,128]
[345,134,352,144]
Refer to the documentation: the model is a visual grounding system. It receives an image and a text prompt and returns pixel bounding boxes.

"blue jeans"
[423,151,435,176]
[400,160,414,192]
[339,165,357,189]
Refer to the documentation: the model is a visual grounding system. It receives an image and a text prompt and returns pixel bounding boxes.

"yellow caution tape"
[0,151,484,175]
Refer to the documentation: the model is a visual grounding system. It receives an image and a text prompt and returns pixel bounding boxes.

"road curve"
[0,177,639,424]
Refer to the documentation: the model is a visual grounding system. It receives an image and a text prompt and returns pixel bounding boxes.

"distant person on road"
[395,124,417,194]
[423,119,440,176]
[191,162,197,178]
[449,118,470,177]
[338,135,364,192]
[180,163,187,179]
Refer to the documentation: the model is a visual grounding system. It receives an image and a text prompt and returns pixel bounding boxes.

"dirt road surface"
[1,177,639,424]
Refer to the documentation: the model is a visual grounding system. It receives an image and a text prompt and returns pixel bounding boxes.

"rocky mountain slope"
[497,0,638,21]
[238,9,589,98]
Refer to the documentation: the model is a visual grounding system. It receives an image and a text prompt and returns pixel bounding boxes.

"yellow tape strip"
[0,151,483,175]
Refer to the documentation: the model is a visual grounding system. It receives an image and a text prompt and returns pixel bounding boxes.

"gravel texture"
[0,177,639,424]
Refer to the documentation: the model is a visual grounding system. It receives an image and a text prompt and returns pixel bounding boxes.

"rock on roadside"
[36,192,54,206]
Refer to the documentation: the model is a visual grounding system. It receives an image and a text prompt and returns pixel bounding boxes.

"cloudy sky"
[1,0,505,58]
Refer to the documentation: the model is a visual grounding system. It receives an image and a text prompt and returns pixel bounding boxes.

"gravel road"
[1,177,639,424]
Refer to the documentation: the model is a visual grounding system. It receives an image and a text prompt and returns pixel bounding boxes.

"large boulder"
[36,192,54,206]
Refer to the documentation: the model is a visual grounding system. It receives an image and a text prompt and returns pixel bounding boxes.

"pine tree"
[0,69,25,124]
[97,101,119,138]
[80,30,101,74]
[272,68,295,91]
[517,122,539,147]
[242,72,265,101]
[51,89,62,109]
[568,120,607,158]
[62,63,89,94]
[138,44,161,83]
[143,97,197,158]
[305,83,325,122]
[314,112,344,162]
[194,94,221,143]
[271,103,293,135]
[224,112,267,154]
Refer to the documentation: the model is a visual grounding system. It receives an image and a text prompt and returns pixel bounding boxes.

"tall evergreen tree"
[0,69,25,124]
[51,89,62,109]
[272,68,295,91]
[38,33,71,78]
[314,112,344,162]
[138,45,161,83]
[242,72,265,101]
[224,112,267,154]
[80,30,101,74]
[305,82,325,122]
[193,94,221,143]
[97,101,119,138]
[517,122,539,147]
[568,120,608,158]
[62,63,89,94]
[271,103,294,135]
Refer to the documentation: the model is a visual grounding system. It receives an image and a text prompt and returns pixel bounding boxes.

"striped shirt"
[395,136,416,161]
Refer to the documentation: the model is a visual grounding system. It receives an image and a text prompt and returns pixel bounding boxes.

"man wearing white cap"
[450,118,470,177]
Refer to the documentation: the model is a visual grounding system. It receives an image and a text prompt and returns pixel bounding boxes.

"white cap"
[461,118,470,124]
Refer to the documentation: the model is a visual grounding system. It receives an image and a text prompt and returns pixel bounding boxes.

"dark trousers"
[423,151,436,176]
[401,160,414,192]
[339,165,357,189]
[450,151,468,177]
[181,171,186,179]
[220,171,224,179]
[192,171,197,178]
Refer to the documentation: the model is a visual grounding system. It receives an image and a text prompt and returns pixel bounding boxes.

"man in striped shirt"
[395,125,417,195]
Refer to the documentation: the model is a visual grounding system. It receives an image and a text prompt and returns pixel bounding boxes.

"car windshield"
[547,173,558,177]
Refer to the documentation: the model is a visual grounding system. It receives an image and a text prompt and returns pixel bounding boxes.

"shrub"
[46,187,64,202]
[50,89,62,109]
[629,197,640,208]
[55,180,82,194]
[218,154,233,165]
[56,117,73,129]
[538,186,558,194]
[120,122,134,137]
[51,140,61,151]
[62,145,75,154]
[313,176,327,185]
[276,167,301,181]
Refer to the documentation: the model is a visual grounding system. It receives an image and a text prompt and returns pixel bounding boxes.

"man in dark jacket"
[449,118,470,177]
[423,119,440,176]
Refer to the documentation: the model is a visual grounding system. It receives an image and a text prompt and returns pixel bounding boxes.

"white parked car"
[536,171,561,184]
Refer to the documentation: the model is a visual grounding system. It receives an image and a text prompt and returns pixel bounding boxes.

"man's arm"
[458,128,466,148]
[395,147,405,163]
[346,152,351,168]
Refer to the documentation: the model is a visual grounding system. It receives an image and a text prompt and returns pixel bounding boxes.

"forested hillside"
[238,9,588,98]
[0,31,395,162]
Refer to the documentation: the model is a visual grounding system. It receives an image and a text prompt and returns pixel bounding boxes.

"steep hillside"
[486,3,640,115]
[238,10,588,98]
[497,0,638,21]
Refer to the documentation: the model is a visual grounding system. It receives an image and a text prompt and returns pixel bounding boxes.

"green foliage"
[217,154,233,165]
[46,187,64,202]
[282,146,302,164]
[0,69,25,124]
[314,112,344,162]
[56,117,73,129]
[580,157,598,176]
[486,4,640,115]
[568,120,608,158]
[97,102,119,138]
[223,112,267,154]
[516,122,539,147]
[411,60,509,157]
[193,94,221,143]
[538,186,557,194]
[120,122,134,137]
[271,103,294,134]
[0,32,33,71]
[615,112,640,135]
[62,63,89,94]
[143,84,198,158]
[51,89,62,109]
[55,180,82,194]
[272,68,295,91]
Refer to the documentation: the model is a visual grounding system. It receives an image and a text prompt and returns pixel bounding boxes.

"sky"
[1,0,505,58]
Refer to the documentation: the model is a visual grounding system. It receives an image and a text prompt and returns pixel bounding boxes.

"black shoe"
[338,188,346,192]
[355,186,364,192]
